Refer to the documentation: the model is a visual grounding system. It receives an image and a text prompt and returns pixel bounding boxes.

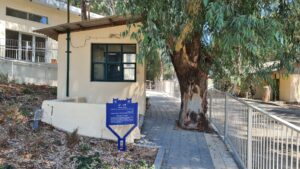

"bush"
[49,87,57,96]
[0,74,9,83]
[20,110,32,117]
[21,88,34,94]
[0,164,15,169]
[71,152,104,169]
[79,142,91,153]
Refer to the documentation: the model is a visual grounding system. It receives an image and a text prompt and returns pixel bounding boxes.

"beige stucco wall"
[57,25,146,115]
[254,73,300,103]
[279,63,300,102]
[279,75,291,101]
[289,74,300,102]
[279,74,300,103]
[0,0,82,61]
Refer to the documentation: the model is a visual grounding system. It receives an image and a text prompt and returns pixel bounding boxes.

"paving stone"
[139,91,215,169]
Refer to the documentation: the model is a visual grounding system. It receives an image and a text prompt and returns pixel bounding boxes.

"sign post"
[106,98,138,151]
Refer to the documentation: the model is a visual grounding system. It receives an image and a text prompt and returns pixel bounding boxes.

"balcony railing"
[0,38,57,63]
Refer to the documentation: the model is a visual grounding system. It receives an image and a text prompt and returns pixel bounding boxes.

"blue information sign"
[106,98,138,151]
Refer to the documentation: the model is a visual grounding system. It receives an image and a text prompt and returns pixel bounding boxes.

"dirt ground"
[0,83,157,169]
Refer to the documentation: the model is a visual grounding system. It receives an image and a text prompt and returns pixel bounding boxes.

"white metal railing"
[208,88,300,169]
[0,39,57,63]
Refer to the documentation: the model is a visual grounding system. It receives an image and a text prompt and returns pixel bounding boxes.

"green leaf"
[203,0,209,7]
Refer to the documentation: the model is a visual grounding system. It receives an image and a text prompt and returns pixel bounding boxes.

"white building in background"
[0,0,102,86]
[0,0,102,64]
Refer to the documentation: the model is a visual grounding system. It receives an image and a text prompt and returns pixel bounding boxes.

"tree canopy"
[120,0,299,82]
[74,0,300,128]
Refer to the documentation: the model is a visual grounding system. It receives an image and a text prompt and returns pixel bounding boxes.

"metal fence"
[208,89,300,169]
[0,39,57,63]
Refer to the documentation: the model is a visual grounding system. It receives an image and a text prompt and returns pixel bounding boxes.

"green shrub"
[20,109,32,117]
[0,74,9,83]
[9,79,17,84]
[22,88,33,94]
[71,152,103,169]
[79,142,91,153]
[49,87,57,96]
[0,163,15,169]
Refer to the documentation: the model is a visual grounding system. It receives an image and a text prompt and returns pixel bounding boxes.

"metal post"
[66,30,70,97]
[66,0,70,97]
[18,33,22,60]
[247,107,253,169]
[224,93,228,139]
[32,36,36,62]
[209,93,212,121]
[25,41,28,61]
[2,39,6,58]
[11,61,14,81]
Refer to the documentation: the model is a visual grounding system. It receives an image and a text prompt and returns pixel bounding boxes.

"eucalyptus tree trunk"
[81,0,88,21]
[170,33,210,130]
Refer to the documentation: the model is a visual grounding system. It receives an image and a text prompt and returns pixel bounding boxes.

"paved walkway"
[139,91,238,169]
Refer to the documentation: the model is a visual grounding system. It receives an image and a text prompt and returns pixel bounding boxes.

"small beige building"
[35,16,145,142]
[254,63,300,103]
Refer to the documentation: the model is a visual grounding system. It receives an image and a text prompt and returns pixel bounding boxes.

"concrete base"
[41,97,141,143]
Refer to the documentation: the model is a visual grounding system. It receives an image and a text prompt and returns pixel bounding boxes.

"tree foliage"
[146,50,175,81]
[67,0,121,16]
[145,49,161,81]
[71,0,299,128]
[119,0,300,83]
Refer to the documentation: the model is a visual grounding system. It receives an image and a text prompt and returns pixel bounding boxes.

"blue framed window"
[91,44,136,82]
[6,7,48,24]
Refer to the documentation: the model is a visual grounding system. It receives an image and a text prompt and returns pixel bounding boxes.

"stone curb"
[134,144,164,169]
[208,122,245,169]
[242,98,284,107]
[153,146,164,169]
[243,99,300,109]
[139,115,145,129]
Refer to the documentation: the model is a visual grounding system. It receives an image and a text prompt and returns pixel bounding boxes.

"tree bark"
[170,34,210,130]
[81,0,88,21]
